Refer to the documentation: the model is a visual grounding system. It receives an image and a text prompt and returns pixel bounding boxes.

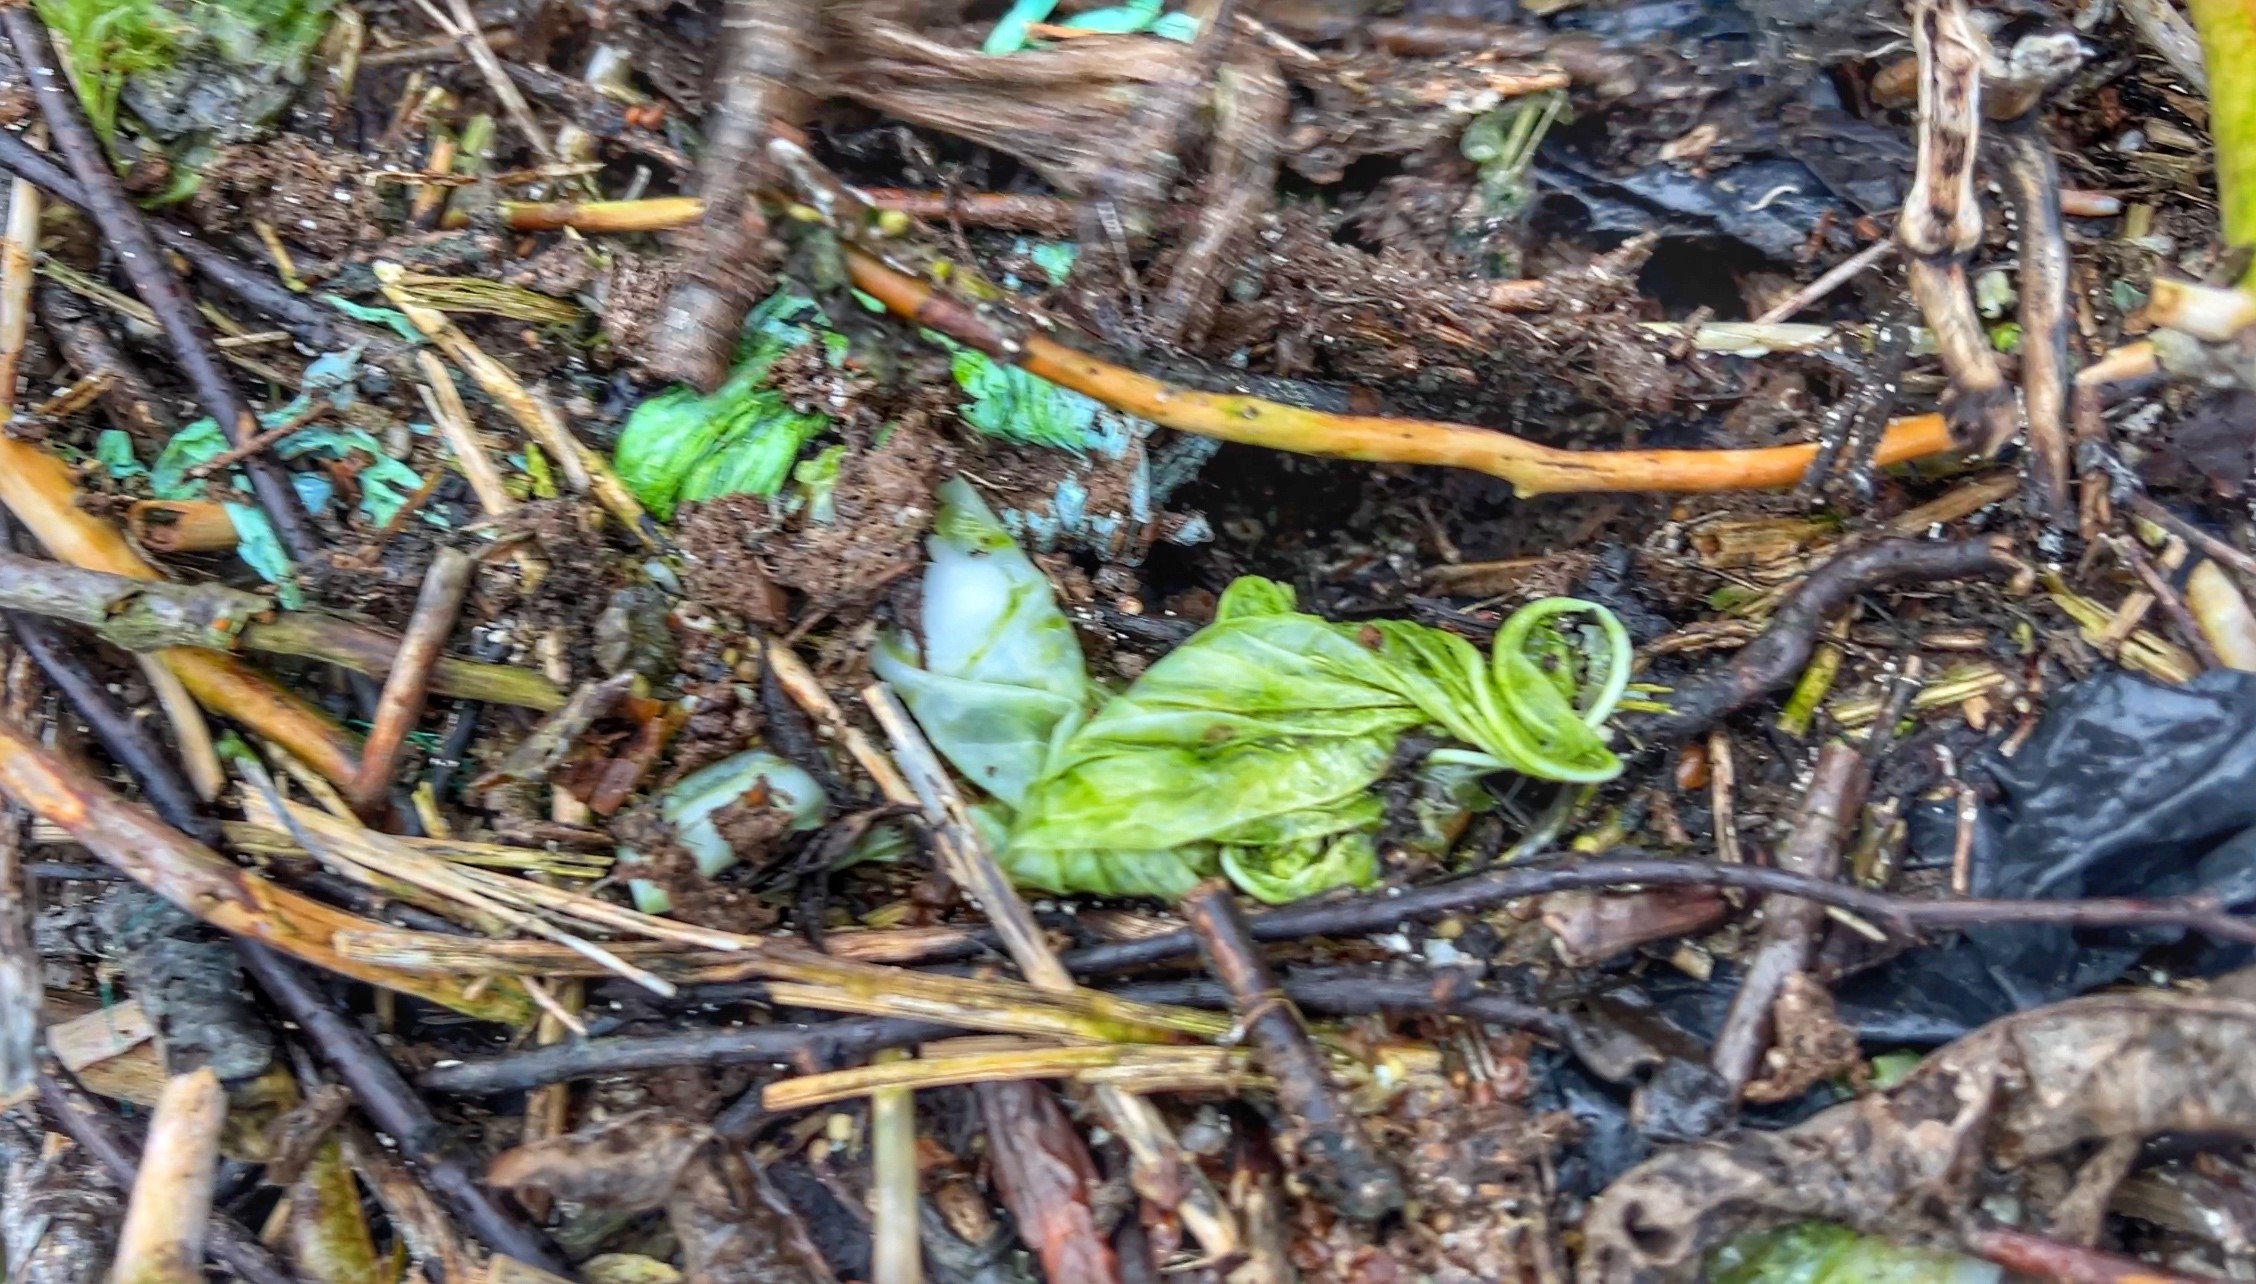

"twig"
[1753,239,1896,325]
[0,6,322,562]
[109,1066,226,1284]
[0,707,30,1110]
[135,655,223,802]
[409,0,555,161]
[0,437,364,787]
[866,683,1065,987]
[766,1044,1256,1113]
[2128,494,2256,581]
[1620,537,2017,743]
[1182,880,1405,1221]
[35,1069,295,1284]
[420,966,1595,1096]
[2122,0,2210,89]
[1997,103,2077,522]
[2122,540,2223,669]
[1709,742,1863,1101]
[976,1080,1123,1284]
[0,131,369,357]
[1058,852,2256,975]
[647,0,820,391]
[1962,1225,2215,1283]
[418,1014,954,1095]
[0,550,563,709]
[180,401,327,481]
[766,642,913,800]
[0,587,219,845]
[351,548,471,813]
[842,244,1964,496]
[416,353,514,517]
[0,157,35,407]
[237,944,571,1274]
[0,712,531,1021]
[375,263,657,548]
[41,287,174,445]
[1898,0,2019,456]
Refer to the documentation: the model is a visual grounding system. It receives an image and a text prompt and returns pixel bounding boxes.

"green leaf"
[950,347,1101,450]
[1709,1223,1998,1284]
[880,482,1633,904]
[613,292,833,520]
[1006,578,1631,903]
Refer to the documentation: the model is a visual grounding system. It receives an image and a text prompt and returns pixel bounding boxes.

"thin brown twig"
[181,400,329,481]
[2128,494,2256,581]
[1709,742,1864,1100]
[0,6,322,563]
[1963,1224,2216,1283]
[350,548,472,814]
[1623,537,2018,743]
[2121,539,2223,669]
[1058,852,2256,975]
[1754,238,1896,325]
[1997,109,2077,522]
[1183,879,1405,1221]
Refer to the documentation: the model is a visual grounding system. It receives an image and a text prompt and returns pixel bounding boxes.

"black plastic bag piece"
[1835,669,2256,1041]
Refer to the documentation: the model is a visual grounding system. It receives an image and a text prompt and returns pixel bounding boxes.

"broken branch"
[1182,879,1405,1221]
[350,547,472,814]
[108,1066,226,1284]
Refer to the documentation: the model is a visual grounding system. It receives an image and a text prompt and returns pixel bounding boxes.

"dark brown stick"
[1963,1224,2216,1283]
[418,1014,955,1095]
[36,1068,299,1284]
[236,943,570,1274]
[1620,537,2016,743]
[1998,117,2076,523]
[0,120,361,359]
[1182,879,1405,1222]
[182,402,327,480]
[1058,852,2256,975]
[1709,742,1864,1099]
[0,8,323,562]
[349,547,471,814]
[425,968,1593,1096]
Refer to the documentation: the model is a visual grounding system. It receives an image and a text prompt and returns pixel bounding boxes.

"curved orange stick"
[849,248,2158,497]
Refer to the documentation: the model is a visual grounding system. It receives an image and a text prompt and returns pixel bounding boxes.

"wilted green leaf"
[1709,1223,1998,1284]
[613,293,833,520]
[879,479,1633,903]
[950,348,1102,450]
[1006,579,1631,901]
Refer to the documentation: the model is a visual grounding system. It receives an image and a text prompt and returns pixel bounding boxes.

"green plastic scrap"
[874,478,1633,904]
[1709,1222,1999,1284]
[132,352,423,603]
[612,292,834,521]
[982,0,1195,54]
